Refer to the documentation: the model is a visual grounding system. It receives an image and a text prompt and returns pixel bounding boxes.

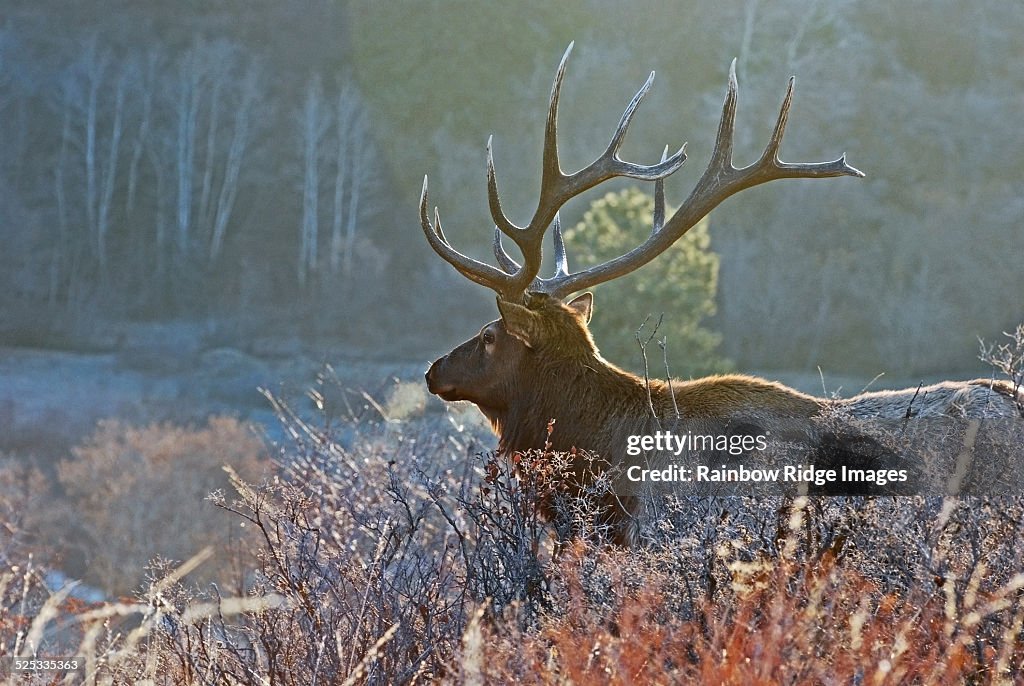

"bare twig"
[659,335,681,420]
[635,313,664,421]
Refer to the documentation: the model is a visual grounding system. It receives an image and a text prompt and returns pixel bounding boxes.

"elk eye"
[482,331,495,345]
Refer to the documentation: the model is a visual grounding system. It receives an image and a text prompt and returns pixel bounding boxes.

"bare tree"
[172,46,201,264]
[296,74,381,289]
[45,37,262,313]
[125,52,156,218]
[331,82,372,280]
[170,41,260,267]
[298,74,326,286]
[53,37,131,294]
[207,65,258,262]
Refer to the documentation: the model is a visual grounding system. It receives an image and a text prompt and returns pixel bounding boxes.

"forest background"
[1,0,1019,378]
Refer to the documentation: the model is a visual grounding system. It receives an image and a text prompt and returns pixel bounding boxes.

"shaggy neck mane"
[490,349,655,455]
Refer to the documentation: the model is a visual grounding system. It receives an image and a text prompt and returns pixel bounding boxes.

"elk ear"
[566,292,594,324]
[497,297,541,348]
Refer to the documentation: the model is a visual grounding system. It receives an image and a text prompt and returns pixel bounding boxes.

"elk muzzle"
[425,357,461,401]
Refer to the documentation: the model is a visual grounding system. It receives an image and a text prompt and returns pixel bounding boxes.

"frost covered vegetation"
[3,2,1024,682]
[4,377,1024,683]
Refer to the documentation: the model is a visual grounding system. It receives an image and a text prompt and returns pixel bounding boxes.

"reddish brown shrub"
[55,416,269,595]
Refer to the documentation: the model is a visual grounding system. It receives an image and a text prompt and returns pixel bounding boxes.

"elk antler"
[419,43,864,302]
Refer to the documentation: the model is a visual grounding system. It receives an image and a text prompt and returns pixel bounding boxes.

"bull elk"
[421,44,1023,543]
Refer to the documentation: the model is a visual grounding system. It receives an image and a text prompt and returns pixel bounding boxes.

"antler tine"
[702,60,863,185]
[596,72,688,184]
[543,61,864,299]
[488,42,689,301]
[552,213,569,278]
[652,145,669,236]
[762,75,794,164]
[540,41,574,192]
[494,216,568,281]
[708,58,740,174]
[758,75,864,179]
[548,75,687,211]
[607,71,656,156]
[477,45,575,301]
[419,177,513,292]
[419,45,863,303]
[486,136,521,239]
[493,228,521,275]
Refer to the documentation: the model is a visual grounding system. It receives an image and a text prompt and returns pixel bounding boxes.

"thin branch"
[635,313,664,423]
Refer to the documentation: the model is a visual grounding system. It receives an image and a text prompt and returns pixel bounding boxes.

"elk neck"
[493,348,664,456]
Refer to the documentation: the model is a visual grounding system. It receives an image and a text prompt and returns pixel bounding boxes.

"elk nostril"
[425,361,440,386]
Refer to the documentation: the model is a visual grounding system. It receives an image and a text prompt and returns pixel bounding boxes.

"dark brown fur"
[426,293,830,542]
[427,293,820,450]
[427,293,1024,544]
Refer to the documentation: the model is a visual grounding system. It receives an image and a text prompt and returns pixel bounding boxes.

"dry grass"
[466,502,1024,684]
[2,345,1024,683]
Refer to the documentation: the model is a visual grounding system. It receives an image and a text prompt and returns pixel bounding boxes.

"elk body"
[421,45,1024,543]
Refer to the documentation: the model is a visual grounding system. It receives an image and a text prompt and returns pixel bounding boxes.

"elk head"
[425,292,594,420]
[422,43,863,425]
